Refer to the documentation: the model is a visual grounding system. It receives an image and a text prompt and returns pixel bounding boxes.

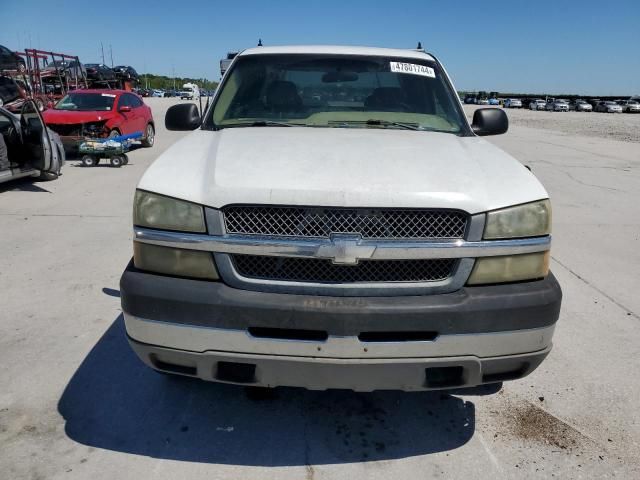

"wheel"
[37,171,59,181]
[81,155,97,167]
[141,123,155,147]
[110,156,124,168]
[122,154,129,165]
[35,98,45,112]
[108,129,121,139]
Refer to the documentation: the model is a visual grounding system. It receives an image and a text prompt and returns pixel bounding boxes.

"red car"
[42,89,155,150]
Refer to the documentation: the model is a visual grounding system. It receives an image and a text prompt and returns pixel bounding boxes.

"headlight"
[134,242,219,279]
[467,252,549,285]
[133,191,216,279]
[484,200,551,239]
[134,190,205,232]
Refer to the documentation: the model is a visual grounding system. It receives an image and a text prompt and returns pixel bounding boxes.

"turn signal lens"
[467,252,549,285]
[133,242,219,279]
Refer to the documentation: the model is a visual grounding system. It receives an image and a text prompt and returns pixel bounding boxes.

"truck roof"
[239,45,436,62]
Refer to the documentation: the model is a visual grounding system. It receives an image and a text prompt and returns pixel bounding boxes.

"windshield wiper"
[364,119,422,130]
[329,119,459,134]
[221,120,305,128]
[329,119,422,131]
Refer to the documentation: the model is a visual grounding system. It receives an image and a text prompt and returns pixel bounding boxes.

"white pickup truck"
[121,45,561,392]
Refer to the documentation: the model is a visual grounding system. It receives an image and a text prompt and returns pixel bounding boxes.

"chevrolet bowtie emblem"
[317,234,376,265]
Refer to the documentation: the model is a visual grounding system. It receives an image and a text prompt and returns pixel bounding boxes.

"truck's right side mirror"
[165,103,201,131]
[471,108,508,136]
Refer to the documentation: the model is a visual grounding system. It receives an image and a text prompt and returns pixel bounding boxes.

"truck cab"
[121,45,561,392]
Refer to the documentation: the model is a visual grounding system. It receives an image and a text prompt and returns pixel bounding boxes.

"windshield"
[207,53,468,134]
[54,92,115,111]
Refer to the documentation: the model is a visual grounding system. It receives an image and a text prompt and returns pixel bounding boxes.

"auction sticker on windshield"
[390,62,435,78]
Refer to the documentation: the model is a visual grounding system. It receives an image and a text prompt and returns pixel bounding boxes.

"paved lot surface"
[1,98,639,479]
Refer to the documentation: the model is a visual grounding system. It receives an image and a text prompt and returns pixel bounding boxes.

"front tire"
[38,171,59,181]
[141,123,155,147]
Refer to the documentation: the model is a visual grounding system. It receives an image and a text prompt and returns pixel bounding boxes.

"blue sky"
[2,0,639,95]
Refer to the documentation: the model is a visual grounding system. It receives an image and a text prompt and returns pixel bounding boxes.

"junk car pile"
[1,44,141,114]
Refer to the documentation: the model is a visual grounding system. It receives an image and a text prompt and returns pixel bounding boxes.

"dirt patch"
[505,402,585,451]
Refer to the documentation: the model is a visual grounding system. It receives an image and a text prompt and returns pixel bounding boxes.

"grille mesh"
[231,255,456,283]
[223,206,467,239]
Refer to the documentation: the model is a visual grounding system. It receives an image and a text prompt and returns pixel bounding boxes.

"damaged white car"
[0,100,64,185]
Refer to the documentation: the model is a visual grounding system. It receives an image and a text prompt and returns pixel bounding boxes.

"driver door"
[20,100,59,174]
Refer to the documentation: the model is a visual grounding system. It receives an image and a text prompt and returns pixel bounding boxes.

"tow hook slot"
[216,361,257,384]
[248,327,328,342]
[358,331,438,342]
[425,366,465,388]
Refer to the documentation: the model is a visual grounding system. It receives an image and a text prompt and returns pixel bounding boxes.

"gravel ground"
[464,105,640,143]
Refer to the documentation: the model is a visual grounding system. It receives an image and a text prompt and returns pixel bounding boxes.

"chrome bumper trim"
[134,227,551,260]
[125,313,555,360]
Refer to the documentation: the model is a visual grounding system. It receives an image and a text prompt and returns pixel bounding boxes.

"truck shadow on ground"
[58,315,485,466]
[0,177,51,193]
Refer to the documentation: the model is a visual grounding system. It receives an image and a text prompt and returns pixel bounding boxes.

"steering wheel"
[6,124,20,145]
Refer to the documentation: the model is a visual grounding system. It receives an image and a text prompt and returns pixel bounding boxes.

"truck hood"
[138,127,548,214]
[42,110,114,124]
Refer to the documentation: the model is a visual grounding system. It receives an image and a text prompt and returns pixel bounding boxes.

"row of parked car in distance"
[465,94,639,113]
[524,98,639,113]
[133,88,214,98]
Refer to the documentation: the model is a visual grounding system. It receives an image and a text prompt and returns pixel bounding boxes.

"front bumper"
[128,338,551,391]
[121,262,562,390]
[46,123,110,151]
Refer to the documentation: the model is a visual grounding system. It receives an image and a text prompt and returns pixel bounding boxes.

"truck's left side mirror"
[471,108,508,136]
[165,103,201,131]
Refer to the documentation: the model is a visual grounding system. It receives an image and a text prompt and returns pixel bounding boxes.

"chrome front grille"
[231,255,457,284]
[223,206,467,239]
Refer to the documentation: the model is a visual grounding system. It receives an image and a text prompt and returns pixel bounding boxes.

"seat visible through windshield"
[209,54,467,134]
